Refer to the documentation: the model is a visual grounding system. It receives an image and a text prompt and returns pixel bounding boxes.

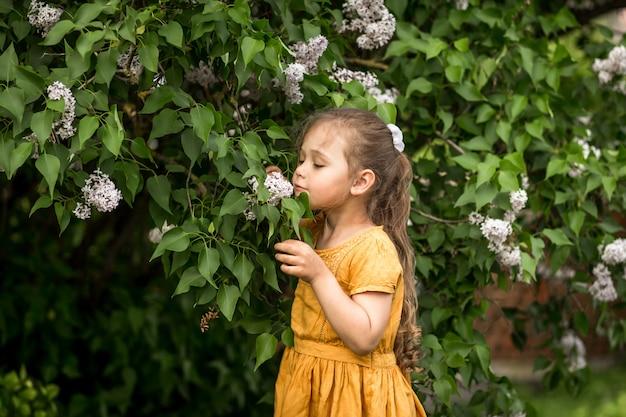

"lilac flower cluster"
[73,169,123,220]
[244,172,294,221]
[585,238,626,303]
[469,189,528,280]
[117,49,144,84]
[569,134,601,178]
[47,81,77,140]
[592,45,626,94]
[148,221,177,244]
[329,64,398,104]
[185,60,218,87]
[338,0,396,50]
[453,0,469,10]
[283,36,329,104]
[28,1,63,37]
[559,330,587,371]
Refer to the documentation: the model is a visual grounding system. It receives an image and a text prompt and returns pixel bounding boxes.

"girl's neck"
[316,208,375,250]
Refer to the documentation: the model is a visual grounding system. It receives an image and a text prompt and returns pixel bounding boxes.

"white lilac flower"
[568,162,585,178]
[47,81,77,140]
[148,221,177,243]
[117,49,144,84]
[559,330,587,371]
[480,217,513,253]
[75,169,123,219]
[73,202,92,220]
[329,63,379,90]
[510,189,528,213]
[503,210,516,223]
[185,60,218,87]
[589,263,618,302]
[454,0,469,10]
[368,86,400,104]
[250,173,293,206]
[28,1,63,37]
[338,0,396,50]
[496,245,521,268]
[264,172,294,206]
[468,211,484,225]
[291,35,328,74]
[520,173,529,190]
[282,36,329,104]
[601,238,626,265]
[284,63,305,104]
[593,45,626,93]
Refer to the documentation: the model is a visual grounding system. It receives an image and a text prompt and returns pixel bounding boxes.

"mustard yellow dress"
[274,218,427,417]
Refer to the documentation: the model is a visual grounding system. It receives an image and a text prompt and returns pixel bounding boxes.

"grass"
[515,364,626,417]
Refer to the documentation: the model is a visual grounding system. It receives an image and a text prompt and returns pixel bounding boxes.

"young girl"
[273,108,426,417]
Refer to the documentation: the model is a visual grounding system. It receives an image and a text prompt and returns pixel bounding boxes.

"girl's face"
[293,122,355,211]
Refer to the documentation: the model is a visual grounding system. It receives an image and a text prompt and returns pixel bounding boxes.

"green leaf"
[431,307,452,330]
[566,210,585,237]
[0,87,25,124]
[29,195,53,217]
[35,154,60,198]
[602,176,617,200]
[149,109,184,140]
[138,43,159,73]
[217,284,240,321]
[452,153,480,170]
[237,316,272,334]
[476,162,496,188]
[405,77,432,96]
[573,311,589,336]
[31,110,53,145]
[78,115,99,148]
[147,175,172,214]
[257,253,280,291]
[507,94,528,122]
[232,253,254,291]
[159,21,184,48]
[219,189,248,216]
[54,202,70,235]
[545,159,569,179]
[254,333,278,371]
[173,267,206,296]
[433,378,452,406]
[150,228,190,260]
[40,20,75,46]
[0,43,18,82]
[541,228,572,246]
[453,82,485,102]
[475,182,498,210]
[8,141,33,179]
[241,36,265,67]
[190,105,215,143]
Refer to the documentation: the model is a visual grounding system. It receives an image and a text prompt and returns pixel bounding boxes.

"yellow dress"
[274,218,427,417]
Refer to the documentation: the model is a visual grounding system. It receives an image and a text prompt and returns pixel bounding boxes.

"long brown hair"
[295,107,421,376]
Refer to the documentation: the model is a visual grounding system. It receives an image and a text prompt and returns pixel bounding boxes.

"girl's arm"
[274,239,392,356]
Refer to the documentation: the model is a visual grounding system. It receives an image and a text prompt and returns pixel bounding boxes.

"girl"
[273,108,426,417]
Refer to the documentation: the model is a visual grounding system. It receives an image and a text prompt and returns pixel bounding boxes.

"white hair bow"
[387,123,405,152]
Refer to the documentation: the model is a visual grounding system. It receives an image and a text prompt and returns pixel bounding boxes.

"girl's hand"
[274,239,330,284]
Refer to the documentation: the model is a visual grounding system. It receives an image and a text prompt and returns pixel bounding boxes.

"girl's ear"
[351,169,375,196]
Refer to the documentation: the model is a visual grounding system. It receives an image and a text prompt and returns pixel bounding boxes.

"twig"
[412,208,464,224]
[344,57,389,71]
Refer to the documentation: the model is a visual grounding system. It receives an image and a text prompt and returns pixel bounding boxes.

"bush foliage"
[2,0,626,416]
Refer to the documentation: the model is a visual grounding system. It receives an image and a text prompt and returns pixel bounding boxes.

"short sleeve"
[344,230,402,296]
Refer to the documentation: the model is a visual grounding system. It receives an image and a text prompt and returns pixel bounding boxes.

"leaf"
[78,115,99,148]
[545,159,569,179]
[541,228,572,246]
[219,189,248,216]
[602,175,617,201]
[173,267,206,296]
[254,333,278,371]
[217,284,240,321]
[30,110,53,145]
[138,43,159,73]
[0,87,25,124]
[40,20,75,46]
[158,21,184,48]
[453,82,485,102]
[190,105,215,143]
[257,253,280,291]
[29,195,53,217]
[240,36,265,67]
[237,316,272,335]
[474,182,498,210]
[35,154,60,198]
[149,109,184,140]
[198,246,220,288]
[232,253,254,291]
[8,142,33,179]
[146,175,173,214]
[150,228,190,260]
[406,77,432,96]
[0,43,18,82]
[433,378,452,406]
